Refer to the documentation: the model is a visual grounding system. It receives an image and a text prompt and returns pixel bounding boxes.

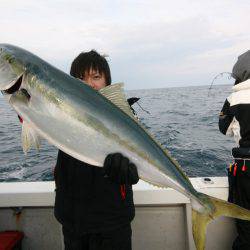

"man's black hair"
[70,50,111,85]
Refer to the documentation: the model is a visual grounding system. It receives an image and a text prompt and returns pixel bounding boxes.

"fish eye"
[8,57,14,63]
[4,54,14,63]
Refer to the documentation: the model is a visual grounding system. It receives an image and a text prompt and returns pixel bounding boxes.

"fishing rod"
[208,72,233,96]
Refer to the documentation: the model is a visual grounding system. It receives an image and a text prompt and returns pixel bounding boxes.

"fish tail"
[191,192,250,250]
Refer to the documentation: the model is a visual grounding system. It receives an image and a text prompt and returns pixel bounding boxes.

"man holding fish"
[53,50,139,250]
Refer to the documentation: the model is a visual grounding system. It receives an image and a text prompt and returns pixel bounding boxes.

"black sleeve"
[54,150,63,188]
[218,99,234,135]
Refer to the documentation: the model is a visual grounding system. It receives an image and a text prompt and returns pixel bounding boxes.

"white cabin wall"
[0,208,62,250]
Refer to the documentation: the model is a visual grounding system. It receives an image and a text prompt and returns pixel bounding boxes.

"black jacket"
[54,151,135,234]
[219,79,250,148]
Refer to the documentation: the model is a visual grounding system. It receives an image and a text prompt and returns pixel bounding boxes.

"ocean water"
[0,85,234,182]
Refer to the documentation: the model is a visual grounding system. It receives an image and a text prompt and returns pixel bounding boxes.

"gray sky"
[1,0,250,89]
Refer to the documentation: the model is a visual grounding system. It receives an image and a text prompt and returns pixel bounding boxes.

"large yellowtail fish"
[0,44,249,249]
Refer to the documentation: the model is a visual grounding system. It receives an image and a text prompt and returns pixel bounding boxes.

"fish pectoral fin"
[21,121,41,154]
[99,82,134,119]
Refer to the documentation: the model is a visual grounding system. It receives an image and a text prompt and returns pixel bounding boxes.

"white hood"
[232,79,250,92]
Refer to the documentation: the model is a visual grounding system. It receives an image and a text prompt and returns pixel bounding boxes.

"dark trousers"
[228,160,250,250]
[62,224,132,250]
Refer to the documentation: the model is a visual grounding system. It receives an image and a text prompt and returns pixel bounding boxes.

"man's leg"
[88,224,132,250]
[233,219,250,250]
[106,224,132,250]
[62,226,89,250]
[232,164,250,250]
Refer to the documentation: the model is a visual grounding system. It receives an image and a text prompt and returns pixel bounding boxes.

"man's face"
[81,68,107,90]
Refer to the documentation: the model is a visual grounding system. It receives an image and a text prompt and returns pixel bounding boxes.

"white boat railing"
[0,177,236,250]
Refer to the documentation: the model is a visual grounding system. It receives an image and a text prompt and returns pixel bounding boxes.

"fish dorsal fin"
[99,82,134,118]
[21,121,41,154]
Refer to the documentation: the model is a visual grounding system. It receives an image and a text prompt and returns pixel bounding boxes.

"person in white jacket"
[219,50,250,250]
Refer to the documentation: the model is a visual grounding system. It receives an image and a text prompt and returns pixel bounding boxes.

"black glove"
[103,153,139,185]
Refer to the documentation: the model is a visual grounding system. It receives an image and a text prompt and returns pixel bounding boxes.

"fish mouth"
[1,74,31,103]
[2,74,23,95]
[0,44,25,91]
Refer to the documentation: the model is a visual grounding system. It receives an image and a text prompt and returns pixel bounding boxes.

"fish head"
[0,44,26,99]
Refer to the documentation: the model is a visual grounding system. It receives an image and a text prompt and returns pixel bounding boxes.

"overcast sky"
[1,0,250,89]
